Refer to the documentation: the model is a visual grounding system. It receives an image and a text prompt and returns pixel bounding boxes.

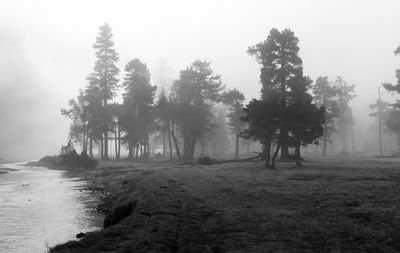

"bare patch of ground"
[51,157,400,252]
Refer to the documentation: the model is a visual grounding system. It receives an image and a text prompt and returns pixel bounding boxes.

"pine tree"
[222,88,246,159]
[312,76,340,156]
[91,23,120,159]
[369,87,389,156]
[170,60,224,161]
[248,28,308,159]
[241,99,281,168]
[121,58,156,159]
[335,76,356,153]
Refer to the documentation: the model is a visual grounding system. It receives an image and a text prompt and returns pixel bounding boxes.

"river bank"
[47,157,400,252]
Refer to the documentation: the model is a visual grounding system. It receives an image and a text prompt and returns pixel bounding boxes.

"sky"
[0,0,399,159]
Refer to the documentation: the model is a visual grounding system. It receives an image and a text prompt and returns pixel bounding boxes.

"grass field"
[51,157,400,252]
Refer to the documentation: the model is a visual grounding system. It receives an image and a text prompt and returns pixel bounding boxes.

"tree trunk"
[89,134,93,158]
[295,144,302,167]
[351,123,355,153]
[280,127,289,159]
[100,135,104,159]
[167,121,173,160]
[104,131,108,159]
[279,76,289,160]
[272,144,280,168]
[117,128,121,159]
[114,121,118,160]
[235,127,239,160]
[82,120,86,153]
[135,144,139,159]
[322,123,328,157]
[264,138,271,168]
[170,123,182,161]
[85,126,89,153]
[280,143,289,160]
[162,133,166,158]
[378,110,383,156]
[185,138,195,161]
[127,143,133,159]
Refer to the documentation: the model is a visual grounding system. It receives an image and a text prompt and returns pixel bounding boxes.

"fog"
[1,0,400,160]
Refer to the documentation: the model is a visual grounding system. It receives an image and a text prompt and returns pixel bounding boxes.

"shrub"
[57,140,98,168]
[197,156,213,165]
[39,155,61,164]
[103,200,138,228]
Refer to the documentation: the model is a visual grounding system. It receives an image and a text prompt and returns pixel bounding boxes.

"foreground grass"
[51,157,400,252]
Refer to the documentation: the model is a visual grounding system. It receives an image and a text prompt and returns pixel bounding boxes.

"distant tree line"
[62,23,247,162]
[62,24,367,167]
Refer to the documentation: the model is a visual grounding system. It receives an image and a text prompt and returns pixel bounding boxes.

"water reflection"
[0,164,103,253]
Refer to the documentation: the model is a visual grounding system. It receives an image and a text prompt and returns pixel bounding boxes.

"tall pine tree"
[312,76,340,156]
[248,28,311,160]
[91,23,120,159]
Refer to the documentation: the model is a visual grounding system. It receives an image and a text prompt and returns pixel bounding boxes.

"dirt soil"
[51,157,400,253]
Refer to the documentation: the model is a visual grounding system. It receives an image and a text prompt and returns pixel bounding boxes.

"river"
[0,163,103,253]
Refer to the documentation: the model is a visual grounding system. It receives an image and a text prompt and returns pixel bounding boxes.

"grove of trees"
[62,24,376,167]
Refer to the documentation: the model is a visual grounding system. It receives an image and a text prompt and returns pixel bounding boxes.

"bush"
[78,151,98,168]
[58,141,98,168]
[197,156,213,165]
[59,150,97,169]
[39,155,61,164]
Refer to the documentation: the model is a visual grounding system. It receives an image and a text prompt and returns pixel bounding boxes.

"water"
[0,163,103,253]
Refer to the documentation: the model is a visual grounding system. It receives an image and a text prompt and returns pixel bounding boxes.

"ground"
[51,157,400,253]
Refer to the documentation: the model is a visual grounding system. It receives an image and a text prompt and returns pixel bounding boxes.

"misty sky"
[1,0,400,159]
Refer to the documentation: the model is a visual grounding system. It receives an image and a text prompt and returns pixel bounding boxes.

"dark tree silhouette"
[91,23,120,159]
[248,28,308,159]
[384,109,400,154]
[108,103,123,159]
[155,88,181,160]
[241,99,281,168]
[170,60,224,161]
[121,58,156,159]
[286,90,324,166]
[222,89,246,159]
[312,76,340,156]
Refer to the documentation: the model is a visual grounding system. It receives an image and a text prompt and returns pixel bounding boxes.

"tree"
[83,77,105,158]
[91,23,120,159]
[369,87,389,156]
[382,43,400,155]
[155,88,177,160]
[108,103,123,159]
[382,44,400,94]
[121,58,156,159]
[222,88,246,159]
[170,60,224,160]
[241,99,281,168]
[248,28,308,159]
[384,109,400,154]
[61,90,88,153]
[335,76,356,153]
[312,76,340,156]
[206,108,231,157]
[286,91,324,166]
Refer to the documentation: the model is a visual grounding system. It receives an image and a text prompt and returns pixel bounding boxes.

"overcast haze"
[1,0,400,159]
